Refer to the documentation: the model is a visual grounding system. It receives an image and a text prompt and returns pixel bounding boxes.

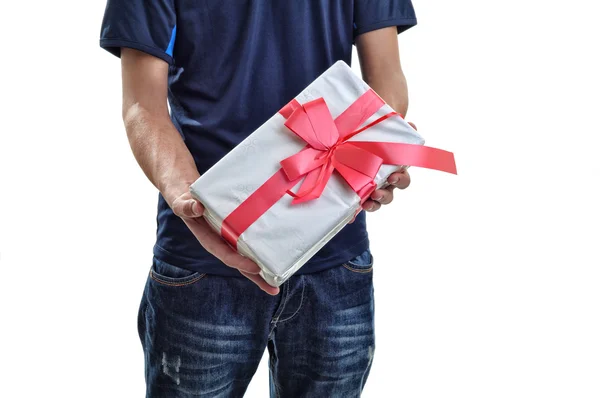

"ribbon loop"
[284,98,339,150]
[280,147,326,180]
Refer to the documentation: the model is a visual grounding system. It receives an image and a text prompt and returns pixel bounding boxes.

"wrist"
[160,177,199,207]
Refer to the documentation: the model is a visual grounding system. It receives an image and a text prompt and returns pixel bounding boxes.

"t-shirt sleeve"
[99,0,177,65]
[353,0,417,38]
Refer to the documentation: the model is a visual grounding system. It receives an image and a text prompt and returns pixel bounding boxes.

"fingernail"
[389,177,399,184]
[372,194,383,201]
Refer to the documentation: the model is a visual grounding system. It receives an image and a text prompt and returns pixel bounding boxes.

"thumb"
[408,122,417,131]
[176,198,204,218]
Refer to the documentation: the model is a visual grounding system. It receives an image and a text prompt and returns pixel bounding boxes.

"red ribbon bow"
[221,89,457,249]
[280,93,400,204]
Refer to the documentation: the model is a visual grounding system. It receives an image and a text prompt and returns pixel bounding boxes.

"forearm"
[123,104,199,207]
[364,68,409,118]
[356,27,410,117]
[120,48,199,207]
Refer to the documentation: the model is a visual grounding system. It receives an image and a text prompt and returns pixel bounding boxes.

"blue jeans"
[138,250,375,397]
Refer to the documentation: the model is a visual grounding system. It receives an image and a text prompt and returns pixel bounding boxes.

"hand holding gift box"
[191,61,457,287]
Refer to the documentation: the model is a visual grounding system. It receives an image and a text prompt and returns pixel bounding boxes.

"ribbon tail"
[350,142,458,175]
[291,161,335,204]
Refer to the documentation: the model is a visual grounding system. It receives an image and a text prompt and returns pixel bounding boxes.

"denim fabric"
[138,250,375,397]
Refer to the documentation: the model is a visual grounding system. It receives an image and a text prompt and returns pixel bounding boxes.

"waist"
[154,196,369,276]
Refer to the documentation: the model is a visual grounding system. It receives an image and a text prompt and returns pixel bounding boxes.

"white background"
[1,0,599,397]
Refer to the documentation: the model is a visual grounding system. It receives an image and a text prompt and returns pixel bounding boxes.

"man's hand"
[362,169,411,212]
[171,191,280,295]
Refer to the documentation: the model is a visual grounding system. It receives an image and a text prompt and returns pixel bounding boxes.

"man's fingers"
[408,122,417,130]
[183,217,261,274]
[370,188,393,205]
[240,271,280,295]
[388,170,411,190]
[362,199,381,212]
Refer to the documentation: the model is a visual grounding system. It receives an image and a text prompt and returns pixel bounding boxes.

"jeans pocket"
[149,258,206,287]
[342,249,374,273]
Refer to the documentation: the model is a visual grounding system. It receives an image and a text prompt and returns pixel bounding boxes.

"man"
[100,0,416,396]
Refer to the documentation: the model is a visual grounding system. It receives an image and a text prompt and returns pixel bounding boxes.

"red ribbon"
[221,89,457,249]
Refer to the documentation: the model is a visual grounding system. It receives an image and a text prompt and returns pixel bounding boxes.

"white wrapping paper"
[190,61,425,286]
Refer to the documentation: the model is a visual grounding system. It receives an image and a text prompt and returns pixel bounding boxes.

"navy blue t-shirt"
[100,0,416,276]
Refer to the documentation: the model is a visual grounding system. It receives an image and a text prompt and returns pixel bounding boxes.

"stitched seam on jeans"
[273,282,290,323]
[342,264,374,273]
[269,357,282,398]
[150,271,206,287]
[277,278,306,324]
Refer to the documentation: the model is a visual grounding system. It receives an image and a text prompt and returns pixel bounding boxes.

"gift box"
[190,61,456,286]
